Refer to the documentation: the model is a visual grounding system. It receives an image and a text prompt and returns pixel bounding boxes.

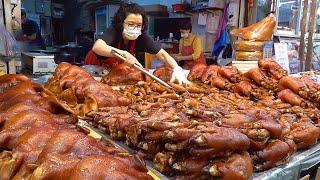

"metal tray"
[253,143,320,180]
[78,120,169,180]
[79,120,320,180]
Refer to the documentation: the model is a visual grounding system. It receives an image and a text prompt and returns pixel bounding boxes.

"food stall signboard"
[289,60,300,74]
[274,43,290,73]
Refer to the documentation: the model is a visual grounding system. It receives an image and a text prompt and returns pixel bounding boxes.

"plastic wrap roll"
[0,24,20,56]
[230,14,276,41]
[235,51,262,61]
[234,40,264,52]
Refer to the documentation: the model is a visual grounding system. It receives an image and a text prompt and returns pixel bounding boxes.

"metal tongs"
[111,49,173,90]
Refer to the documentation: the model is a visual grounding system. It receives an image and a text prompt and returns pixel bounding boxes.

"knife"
[111,49,173,90]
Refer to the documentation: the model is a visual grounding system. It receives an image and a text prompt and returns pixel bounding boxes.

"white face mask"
[123,26,142,40]
[181,33,189,38]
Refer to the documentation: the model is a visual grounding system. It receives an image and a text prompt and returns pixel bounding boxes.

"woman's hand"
[92,39,143,67]
[170,66,190,85]
[156,49,190,85]
[175,56,182,61]
[171,54,178,61]
[173,55,193,62]
[122,51,143,67]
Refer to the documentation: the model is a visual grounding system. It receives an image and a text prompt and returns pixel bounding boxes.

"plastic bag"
[0,23,20,57]
[213,29,230,57]
[235,51,262,61]
[234,40,264,52]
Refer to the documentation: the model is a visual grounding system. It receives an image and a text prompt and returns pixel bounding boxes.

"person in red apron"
[84,3,189,84]
[173,21,206,70]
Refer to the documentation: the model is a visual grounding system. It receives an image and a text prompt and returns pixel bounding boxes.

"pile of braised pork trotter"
[45,60,320,180]
[0,74,152,179]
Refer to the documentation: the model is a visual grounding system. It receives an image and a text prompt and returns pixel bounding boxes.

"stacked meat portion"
[89,91,254,179]
[45,63,132,116]
[0,74,152,180]
[184,60,284,100]
[186,59,320,109]
[85,59,320,179]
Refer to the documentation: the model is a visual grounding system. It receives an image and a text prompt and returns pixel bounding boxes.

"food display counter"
[1,57,320,179]
[49,60,320,179]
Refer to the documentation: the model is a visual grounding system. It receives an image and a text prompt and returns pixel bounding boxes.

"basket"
[172,3,186,12]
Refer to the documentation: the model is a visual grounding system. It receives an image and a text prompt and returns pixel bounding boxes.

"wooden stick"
[306,0,317,71]
[299,0,308,72]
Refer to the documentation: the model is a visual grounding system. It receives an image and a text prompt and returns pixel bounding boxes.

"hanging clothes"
[212,3,230,57]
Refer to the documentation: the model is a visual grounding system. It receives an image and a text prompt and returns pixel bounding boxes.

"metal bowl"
[81,65,108,77]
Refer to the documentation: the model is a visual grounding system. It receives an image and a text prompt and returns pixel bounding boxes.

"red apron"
[181,36,206,70]
[84,39,136,69]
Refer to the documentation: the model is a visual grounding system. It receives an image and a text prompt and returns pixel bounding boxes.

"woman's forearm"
[177,55,193,61]
[92,39,127,58]
[156,48,178,68]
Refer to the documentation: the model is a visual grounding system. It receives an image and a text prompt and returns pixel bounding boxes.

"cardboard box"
[0,58,17,74]
[232,60,258,73]
[7,59,16,74]
[0,60,7,74]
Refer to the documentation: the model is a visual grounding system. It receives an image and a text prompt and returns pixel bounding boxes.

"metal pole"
[306,0,317,71]
[299,0,308,72]
[1,0,5,26]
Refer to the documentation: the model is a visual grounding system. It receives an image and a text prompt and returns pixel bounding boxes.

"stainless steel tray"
[78,120,169,180]
[79,120,320,180]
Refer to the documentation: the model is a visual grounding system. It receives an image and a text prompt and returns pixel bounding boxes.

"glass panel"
[277,0,300,35]
[95,6,107,33]
[315,2,320,34]
[108,5,119,28]
[257,0,270,21]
